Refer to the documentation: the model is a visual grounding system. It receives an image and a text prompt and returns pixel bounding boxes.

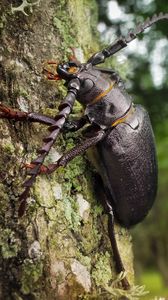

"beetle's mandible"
[1,12,168,290]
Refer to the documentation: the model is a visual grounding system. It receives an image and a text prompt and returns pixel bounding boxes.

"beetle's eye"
[68,66,79,74]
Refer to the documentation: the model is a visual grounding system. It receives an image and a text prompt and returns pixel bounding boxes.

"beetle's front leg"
[18,126,105,217]
[0,102,56,126]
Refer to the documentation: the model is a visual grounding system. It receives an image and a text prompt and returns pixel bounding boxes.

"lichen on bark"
[0,1,137,299]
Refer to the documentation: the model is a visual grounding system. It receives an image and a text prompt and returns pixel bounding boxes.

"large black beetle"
[0,12,167,289]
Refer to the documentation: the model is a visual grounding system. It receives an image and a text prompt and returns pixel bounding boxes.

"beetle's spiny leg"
[54,128,105,168]
[24,126,105,177]
[23,116,90,176]
[18,85,79,217]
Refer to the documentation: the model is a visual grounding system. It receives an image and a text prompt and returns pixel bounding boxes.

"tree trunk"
[0,1,134,299]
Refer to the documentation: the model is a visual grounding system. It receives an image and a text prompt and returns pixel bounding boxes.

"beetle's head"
[43,60,83,81]
[57,61,82,80]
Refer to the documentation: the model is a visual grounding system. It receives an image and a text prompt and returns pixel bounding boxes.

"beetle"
[0,12,168,290]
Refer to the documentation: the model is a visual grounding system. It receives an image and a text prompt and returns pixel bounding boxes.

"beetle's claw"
[121,277,130,290]
[0,103,12,116]
[43,69,61,80]
[23,163,49,174]
[43,61,61,81]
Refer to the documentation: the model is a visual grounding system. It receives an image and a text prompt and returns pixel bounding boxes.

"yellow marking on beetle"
[111,105,135,127]
[68,66,78,73]
[89,81,116,105]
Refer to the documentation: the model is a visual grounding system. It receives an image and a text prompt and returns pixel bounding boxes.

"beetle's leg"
[26,113,56,125]
[26,126,105,175]
[94,174,130,290]
[108,209,130,290]
[19,126,105,216]
[87,13,168,66]
[18,80,80,217]
[23,116,90,174]
[0,102,56,126]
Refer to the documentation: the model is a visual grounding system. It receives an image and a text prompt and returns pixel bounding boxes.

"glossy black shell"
[97,105,158,227]
[77,68,131,128]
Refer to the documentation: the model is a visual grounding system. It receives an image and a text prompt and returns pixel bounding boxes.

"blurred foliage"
[96,0,168,290]
[140,270,168,299]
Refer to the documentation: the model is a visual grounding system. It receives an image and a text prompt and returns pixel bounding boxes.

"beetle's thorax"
[76,68,132,129]
[77,68,110,105]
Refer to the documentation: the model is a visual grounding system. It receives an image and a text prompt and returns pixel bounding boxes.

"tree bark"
[0,1,134,299]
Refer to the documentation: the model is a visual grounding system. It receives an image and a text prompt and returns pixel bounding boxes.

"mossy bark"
[0,1,134,299]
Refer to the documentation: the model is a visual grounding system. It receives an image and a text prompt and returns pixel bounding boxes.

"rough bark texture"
[0,1,135,299]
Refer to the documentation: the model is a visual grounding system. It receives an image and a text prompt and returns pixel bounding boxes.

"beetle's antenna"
[125,12,168,43]
[87,12,168,65]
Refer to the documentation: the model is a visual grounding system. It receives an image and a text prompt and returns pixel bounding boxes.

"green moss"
[76,252,91,269]
[53,1,78,58]
[81,224,101,254]
[63,196,81,230]
[56,81,67,98]
[21,258,43,295]
[57,134,88,194]
[12,293,24,300]
[40,107,58,118]
[63,158,86,191]
[67,0,99,54]
[0,183,9,213]
[53,0,98,60]
[19,87,29,98]
[35,177,56,207]
[92,251,112,287]
[0,228,21,258]
[3,142,15,154]
[0,15,5,29]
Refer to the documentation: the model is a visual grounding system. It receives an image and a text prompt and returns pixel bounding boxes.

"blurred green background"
[96,0,168,298]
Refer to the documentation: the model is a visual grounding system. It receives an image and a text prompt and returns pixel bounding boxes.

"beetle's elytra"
[0,12,167,289]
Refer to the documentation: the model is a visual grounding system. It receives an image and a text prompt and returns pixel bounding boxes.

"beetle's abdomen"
[97,105,158,227]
